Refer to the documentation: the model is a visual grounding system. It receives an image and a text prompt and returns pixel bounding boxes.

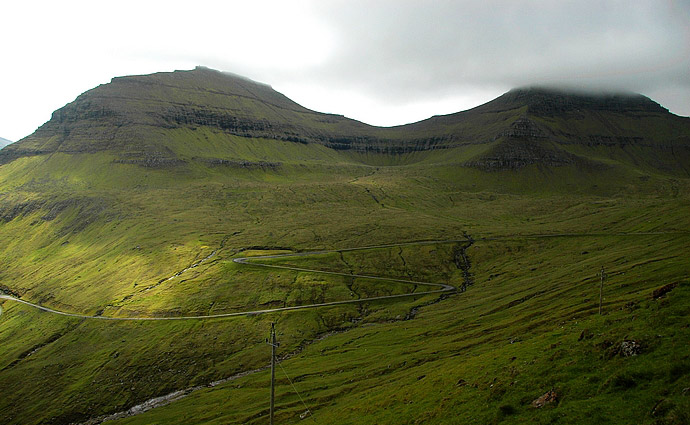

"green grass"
[0,134,689,424]
[106,235,690,425]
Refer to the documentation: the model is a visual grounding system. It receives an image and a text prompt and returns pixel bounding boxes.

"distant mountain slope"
[1,67,688,175]
[461,88,690,174]
[0,137,12,149]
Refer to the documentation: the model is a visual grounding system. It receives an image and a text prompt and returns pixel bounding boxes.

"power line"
[276,356,317,423]
[269,322,277,425]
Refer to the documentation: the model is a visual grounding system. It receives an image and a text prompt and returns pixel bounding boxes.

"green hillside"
[0,68,688,425]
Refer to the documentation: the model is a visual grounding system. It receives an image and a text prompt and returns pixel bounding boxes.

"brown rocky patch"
[531,390,558,408]
[652,282,678,299]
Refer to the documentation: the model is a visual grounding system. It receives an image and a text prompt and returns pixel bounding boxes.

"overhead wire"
[276,357,318,423]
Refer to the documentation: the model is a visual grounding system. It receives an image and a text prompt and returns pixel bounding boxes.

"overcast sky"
[2,0,689,142]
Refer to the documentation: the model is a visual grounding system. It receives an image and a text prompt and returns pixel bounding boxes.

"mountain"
[0,66,376,165]
[0,68,689,425]
[2,67,688,174]
[0,137,12,149]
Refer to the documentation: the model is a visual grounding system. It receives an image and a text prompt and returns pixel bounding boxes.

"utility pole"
[269,322,277,425]
[599,266,606,315]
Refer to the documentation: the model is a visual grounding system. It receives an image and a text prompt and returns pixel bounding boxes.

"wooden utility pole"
[599,266,606,315]
[270,322,277,425]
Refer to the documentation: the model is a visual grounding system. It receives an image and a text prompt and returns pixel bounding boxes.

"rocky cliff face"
[465,117,580,171]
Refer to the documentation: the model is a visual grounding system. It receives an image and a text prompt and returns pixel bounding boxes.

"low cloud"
[292,0,690,115]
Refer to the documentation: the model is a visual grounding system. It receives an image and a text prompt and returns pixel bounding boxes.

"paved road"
[0,243,457,321]
[1,231,683,321]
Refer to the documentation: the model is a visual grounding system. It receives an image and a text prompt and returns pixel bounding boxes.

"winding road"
[0,231,682,321]
[0,241,461,321]
[2,231,683,425]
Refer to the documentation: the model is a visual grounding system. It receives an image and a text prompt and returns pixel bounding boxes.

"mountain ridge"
[1,67,688,173]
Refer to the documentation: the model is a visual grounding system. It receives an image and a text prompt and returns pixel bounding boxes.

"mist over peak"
[0,137,13,149]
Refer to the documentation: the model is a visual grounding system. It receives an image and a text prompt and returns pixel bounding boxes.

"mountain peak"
[110,66,272,89]
[98,66,303,113]
[494,86,668,115]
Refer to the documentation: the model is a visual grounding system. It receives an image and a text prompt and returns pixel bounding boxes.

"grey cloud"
[296,0,689,113]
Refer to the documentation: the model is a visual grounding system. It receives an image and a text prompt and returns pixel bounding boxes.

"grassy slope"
[111,235,690,425]
[0,129,689,424]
